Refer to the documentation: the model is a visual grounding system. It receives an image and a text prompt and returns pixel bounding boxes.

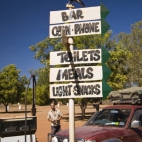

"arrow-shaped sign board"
[50,82,102,99]
[49,20,101,38]
[101,3,110,19]
[50,4,109,24]
[50,66,102,82]
[101,46,111,63]
[50,49,101,65]
[102,63,111,81]
[50,81,112,99]
[102,80,112,99]
[50,6,101,24]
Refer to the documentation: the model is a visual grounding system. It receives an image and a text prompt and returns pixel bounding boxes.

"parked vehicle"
[48,87,142,142]
[48,104,142,142]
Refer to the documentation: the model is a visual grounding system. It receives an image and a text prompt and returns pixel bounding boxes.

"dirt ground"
[0,103,109,142]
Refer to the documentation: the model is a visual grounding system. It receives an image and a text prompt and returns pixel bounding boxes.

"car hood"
[56,125,124,140]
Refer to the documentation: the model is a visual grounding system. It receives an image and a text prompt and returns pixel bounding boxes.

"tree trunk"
[81,107,86,118]
[79,99,87,119]
[5,105,8,113]
[2,101,8,113]
[99,98,102,104]
[4,104,9,113]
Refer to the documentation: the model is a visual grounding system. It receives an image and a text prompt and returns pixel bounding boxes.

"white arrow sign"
[50,82,102,99]
[49,20,101,38]
[50,66,102,82]
[50,6,101,24]
[50,49,101,65]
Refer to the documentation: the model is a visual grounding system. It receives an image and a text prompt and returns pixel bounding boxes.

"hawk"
[69,0,85,7]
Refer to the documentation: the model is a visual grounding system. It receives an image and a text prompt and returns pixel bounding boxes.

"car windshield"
[85,108,131,127]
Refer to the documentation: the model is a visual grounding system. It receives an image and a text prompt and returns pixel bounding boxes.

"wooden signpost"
[49,3,111,142]
[49,20,101,38]
[50,49,101,65]
[50,6,101,24]
[50,66,102,82]
[50,82,102,99]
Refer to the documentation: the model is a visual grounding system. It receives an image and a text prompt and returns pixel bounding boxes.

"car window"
[131,109,142,126]
[86,109,131,127]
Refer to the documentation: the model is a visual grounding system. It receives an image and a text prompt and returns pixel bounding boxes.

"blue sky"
[0,0,142,79]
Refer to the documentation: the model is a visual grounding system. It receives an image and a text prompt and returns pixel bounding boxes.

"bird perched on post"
[69,0,85,7]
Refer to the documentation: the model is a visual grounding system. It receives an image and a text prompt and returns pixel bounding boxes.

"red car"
[48,105,142,142]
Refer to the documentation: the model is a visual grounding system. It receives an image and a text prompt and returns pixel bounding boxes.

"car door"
[123,109,142,142]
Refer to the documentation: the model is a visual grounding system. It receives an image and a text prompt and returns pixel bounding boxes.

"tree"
[0,64,27,112]
[28,67,51,106]
[109,20,142,88]
[36,85,49,106]
[17,75,29,103]
[107,41,132,90]
[35,67,50,105]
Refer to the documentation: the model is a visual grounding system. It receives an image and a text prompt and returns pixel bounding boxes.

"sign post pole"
[69,98,75,142]
[65,3,76,141]
[67,37,75,142]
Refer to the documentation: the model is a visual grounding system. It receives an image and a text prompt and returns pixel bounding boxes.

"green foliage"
[36,67,49,86]
[30,38,65,64]
[109,20,142,88]
[26,88,33,104]
[107,42,132,90]
[35,67,50,105]
[0,64,27,111]
[18,75,29,103]
[36,85,49,106]
[74,31,112,50]
[28,67,50,105]
[126,21,142,86]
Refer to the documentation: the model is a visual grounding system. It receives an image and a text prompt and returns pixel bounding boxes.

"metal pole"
[25,77,32,142]
[25,88,27,142]
[31,74,36,116]
[25,74,36,142]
